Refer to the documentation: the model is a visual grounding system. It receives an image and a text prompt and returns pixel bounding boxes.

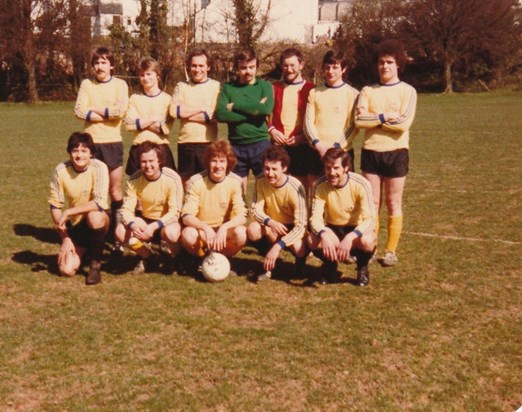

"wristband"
[378,113,385,123]
[312,139,320,146]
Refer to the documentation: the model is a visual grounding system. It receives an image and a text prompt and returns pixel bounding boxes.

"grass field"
[0,92,521,411]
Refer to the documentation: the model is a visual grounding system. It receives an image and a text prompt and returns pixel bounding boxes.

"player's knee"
[86,211,108,231]
[291,239,308,258]
[181,226,199,245]
[358,232,376,252]
[115,223,127,243]
[231,225,247,243]
[59,256,80,277]
[247,221,262,241]
[307,232,320,251]
[162,223,181,243]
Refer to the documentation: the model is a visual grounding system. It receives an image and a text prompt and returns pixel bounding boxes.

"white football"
[201,252,230,282]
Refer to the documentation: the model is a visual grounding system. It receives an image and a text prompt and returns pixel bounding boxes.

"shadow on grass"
[11,250,60,275]
[230,254,323,288]
[13,223,60,244]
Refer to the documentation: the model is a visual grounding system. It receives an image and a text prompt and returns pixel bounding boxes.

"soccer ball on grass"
[201,252,230,282]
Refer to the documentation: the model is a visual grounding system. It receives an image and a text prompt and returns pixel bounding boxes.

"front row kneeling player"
[49,132,110,285]
[247,145,308,281]
[308,148,376,286]
[180,140,247,269]
[116,141,183,274]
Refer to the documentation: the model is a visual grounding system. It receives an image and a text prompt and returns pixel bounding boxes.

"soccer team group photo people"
[50,40,417,286]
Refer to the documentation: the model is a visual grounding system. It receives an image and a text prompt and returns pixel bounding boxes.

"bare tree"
[402,0,521,93]
[231,0,272,48]
[333,0,406,87]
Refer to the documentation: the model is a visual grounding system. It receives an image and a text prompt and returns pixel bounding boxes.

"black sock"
[89,227,107,262]
[353,247,376,269]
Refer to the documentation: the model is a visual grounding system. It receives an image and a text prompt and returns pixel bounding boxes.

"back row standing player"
[355,39,417,267]
[170,49,221,183]
[304,50,359,179]
[216,48,274,194]
[268,48,315,194]
[124,57,176,176]
[74,47,128,241]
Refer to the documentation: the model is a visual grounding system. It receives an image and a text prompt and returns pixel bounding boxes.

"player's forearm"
[220,215,246,231]
[50,208,69,239]
[64,200,102,218]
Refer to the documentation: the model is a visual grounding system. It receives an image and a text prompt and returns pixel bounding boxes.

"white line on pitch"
[403,231,522,245]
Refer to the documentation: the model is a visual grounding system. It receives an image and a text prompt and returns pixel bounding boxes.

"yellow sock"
[385,215,403,253]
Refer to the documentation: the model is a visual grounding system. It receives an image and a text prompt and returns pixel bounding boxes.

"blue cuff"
[312,139,320,146]
[333,142,341,148]
[378,113,385,123]
[95,202,103,212]
[86,110,93,122]
[128,221,135,228]
[203,111,210,123]
[263,217,271,225]
[353,229,363,238]
[276,240,286,249]
[136,119,141,131]
[157,220,164,228]
[318,229,326,237]
[176,105,181,118]
[104,108,109,119]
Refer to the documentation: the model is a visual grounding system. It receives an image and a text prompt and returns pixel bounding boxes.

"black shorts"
[312,148,355,177]
[327,224,357,241]
[232,140,272,178]
[66,219,91,248]
[177,143,209,181]
[285,144,322,177]
[93,142,124,170]
[360,148,409,178]
[125,143,177,176]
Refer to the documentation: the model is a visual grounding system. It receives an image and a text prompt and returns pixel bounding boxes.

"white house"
[83,0,353,43]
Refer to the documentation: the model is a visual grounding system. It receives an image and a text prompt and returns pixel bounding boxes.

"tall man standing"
[170,49,221,183]
[355,39,417,267]
[269,48,316,194]
[216,48,274,193]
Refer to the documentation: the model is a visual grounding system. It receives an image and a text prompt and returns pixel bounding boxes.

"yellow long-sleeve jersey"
[355,81,417,152]
[170,79,220,144]
[48,159,110,226]
[304,82,359,151]
[181,171,246,228]
[124,91,172,145]
[120,167,183,227]
[74,76,129,144]
[251,175,307,247]
[310,172,375,237]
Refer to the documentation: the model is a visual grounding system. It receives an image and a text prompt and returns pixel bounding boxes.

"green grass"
[0,93,521,410]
